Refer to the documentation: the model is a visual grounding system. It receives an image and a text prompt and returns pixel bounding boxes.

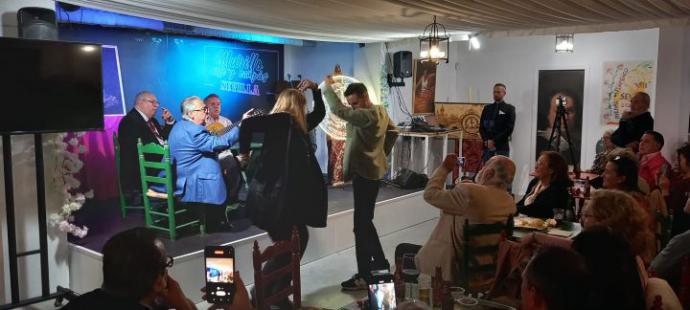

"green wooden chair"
[113,133,143,218]
[460,217,512,293]
[137,139,200,240]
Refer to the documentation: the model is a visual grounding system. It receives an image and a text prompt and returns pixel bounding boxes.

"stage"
[67,183,437,302]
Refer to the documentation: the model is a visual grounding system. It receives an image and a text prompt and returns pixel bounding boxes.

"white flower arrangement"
[48,132,93,238]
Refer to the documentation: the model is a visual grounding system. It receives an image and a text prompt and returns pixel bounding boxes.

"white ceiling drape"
[60,0,690,42]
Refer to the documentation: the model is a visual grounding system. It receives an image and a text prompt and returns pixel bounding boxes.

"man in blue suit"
[168,96,252,231]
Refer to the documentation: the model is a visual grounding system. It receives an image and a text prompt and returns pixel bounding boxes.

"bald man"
[417,154,516,287]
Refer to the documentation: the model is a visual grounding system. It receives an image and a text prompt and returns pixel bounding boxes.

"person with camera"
[61,228,196,310]
[416,153,516,289]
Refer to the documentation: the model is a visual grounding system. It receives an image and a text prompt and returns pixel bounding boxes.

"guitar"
[207,108,266,136]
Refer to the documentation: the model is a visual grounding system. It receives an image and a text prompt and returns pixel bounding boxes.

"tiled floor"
[197,217,438,309]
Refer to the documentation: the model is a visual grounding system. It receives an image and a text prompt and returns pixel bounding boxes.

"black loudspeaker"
[393,51,413,78]
[392,169,428,189]
[17,7,57,40]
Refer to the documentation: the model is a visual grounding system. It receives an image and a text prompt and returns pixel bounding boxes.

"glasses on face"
[144,98,160,105]
[192,107,209,114]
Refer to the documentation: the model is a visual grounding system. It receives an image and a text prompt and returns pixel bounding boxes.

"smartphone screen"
[368,275,396,310]
[204,246,235,304]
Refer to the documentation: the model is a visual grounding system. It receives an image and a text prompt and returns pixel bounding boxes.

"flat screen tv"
[0,37,103,134]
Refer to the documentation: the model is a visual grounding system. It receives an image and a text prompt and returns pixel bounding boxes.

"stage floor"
[70,183,418,257]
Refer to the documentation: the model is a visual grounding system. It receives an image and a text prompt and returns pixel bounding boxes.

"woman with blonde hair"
[581,189,655,263]
[238,79,326,308]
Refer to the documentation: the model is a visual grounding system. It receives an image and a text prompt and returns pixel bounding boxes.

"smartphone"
[456,156,466,167]
[204,246,235,304]
[368,274,397,310]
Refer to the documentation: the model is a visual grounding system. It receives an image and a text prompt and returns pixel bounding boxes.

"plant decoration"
[48,132,93,238]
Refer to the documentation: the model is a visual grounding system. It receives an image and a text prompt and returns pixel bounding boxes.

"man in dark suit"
[480,83,516,162]
[118,91,175,204]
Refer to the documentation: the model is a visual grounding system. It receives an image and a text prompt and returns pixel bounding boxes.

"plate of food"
[514,217,557,231]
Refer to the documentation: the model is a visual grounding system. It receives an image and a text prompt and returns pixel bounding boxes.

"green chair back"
[137,138,199,239]
[461,217,512,293]
[113,132,143,218]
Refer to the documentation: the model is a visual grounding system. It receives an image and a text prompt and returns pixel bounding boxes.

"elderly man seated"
[416,154,516,286]
[167,96,252,232]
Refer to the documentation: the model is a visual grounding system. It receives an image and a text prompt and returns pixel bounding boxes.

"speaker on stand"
[17,7,57,40]
[393,51,412,78]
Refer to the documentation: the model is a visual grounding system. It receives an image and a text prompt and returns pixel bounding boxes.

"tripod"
[547,96,579,173]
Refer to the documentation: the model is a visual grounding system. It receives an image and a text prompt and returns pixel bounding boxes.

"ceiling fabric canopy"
[60,0,690,42]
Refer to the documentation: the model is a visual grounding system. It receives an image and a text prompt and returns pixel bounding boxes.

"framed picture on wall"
[536,69,585,167]
[412,60,437,114]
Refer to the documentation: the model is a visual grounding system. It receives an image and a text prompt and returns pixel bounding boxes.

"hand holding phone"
[204,246,236,304]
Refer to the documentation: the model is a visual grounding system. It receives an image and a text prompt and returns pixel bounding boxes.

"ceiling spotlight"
[419,15,449,64]
[555,34,574,53]
[81,45,96,52]
[468,35,480,50]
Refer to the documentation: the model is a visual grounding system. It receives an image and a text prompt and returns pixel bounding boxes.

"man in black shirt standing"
[480,83,516,162]
[611,91,654,153]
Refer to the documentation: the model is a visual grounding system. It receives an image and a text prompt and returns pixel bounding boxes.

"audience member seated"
[417,154,516,285]
[168,96,251,232]
[571,227,646,310]
[611,91,654,152]
[661,143,690,236]
[602,153,653,214]
[590,129,616,174]
[517,151,572,219]
[650,230,690,289]
[62,227,197,310]
[118,91,175,204]
[520,246,591,310]
[639,131,671,189]
[581,189,655,263]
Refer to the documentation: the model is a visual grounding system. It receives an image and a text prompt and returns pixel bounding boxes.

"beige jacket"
[323,86,398,181]
[417,166,516,283]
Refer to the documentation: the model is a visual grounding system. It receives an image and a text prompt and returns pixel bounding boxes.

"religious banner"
[413,60,437,114]
[435,102,484,174]
[601,61,655,126]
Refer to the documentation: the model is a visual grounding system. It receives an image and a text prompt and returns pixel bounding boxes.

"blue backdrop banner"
[59,24,283,122]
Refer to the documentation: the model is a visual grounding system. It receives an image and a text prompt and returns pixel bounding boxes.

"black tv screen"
[0,37,103,134]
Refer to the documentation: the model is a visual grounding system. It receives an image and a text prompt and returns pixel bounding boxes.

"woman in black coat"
[238,80,326,307]
[517,151,573,219]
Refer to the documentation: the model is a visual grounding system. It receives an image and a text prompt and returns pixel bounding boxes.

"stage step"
[68,190,436,302]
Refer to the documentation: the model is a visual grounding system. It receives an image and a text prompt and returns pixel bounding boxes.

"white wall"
[383,29,661,192]
[0,0,70,304]
[656,26,690,162]
[284,42,356,82]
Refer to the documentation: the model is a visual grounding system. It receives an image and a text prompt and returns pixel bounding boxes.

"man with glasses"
[62,227,253,310]
[167,96,253,232]
[118,91,176,204]
[61,227,195,309]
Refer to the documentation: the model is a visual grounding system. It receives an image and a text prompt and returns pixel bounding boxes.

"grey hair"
[134,91,154,106]
[486,159,514,189]
[180,96,204,120]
